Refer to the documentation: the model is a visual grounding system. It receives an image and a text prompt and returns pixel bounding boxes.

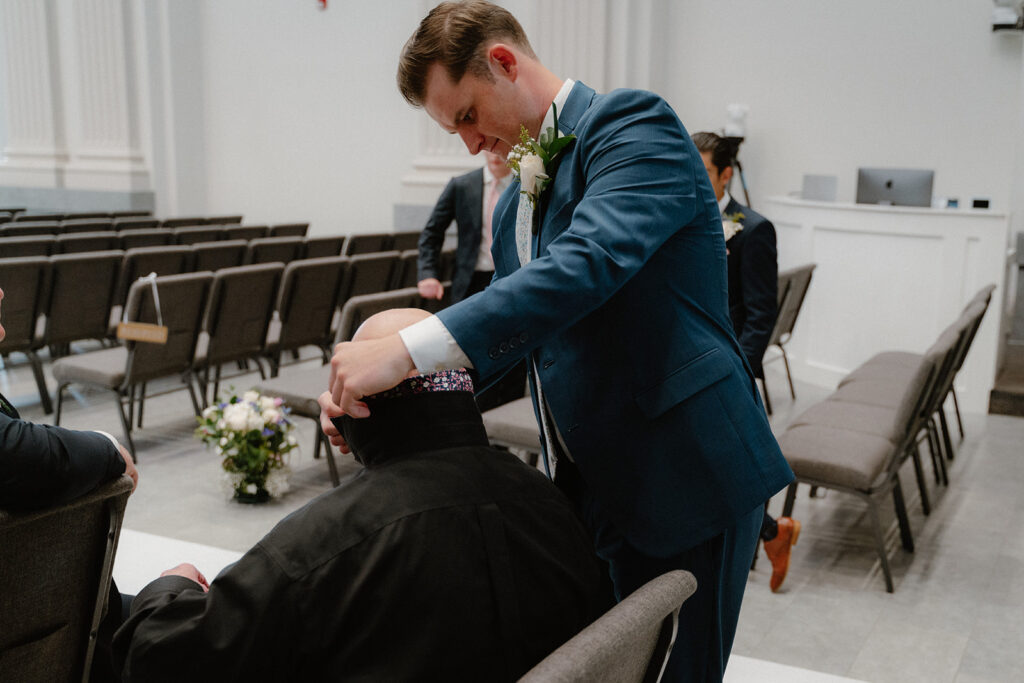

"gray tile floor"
[4,346,1023,682]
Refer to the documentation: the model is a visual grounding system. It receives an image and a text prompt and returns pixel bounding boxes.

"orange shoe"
[763,517,800,592]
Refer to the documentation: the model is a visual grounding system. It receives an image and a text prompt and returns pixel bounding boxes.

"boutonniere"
[722,211,745,242]
[506,102,576,210]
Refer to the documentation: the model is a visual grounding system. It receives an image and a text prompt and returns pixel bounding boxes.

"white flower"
[219,437,228,446]
[519,154,547,195]
[286,435,298,445]
[246,410,265,432]
[223,403,251,432]
[219,471,244,499]
[262,408,281,425]
[202,406,217,419]
[242,390,260,404]
[245,483,258,495]
[722,220,743,242]
[265,467,291,499]
[258,396,275,411]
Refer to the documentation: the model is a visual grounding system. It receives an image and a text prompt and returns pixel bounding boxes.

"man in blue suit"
[321,2,793,679]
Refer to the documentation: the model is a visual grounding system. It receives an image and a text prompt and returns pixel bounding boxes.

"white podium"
[763,196,1012,414]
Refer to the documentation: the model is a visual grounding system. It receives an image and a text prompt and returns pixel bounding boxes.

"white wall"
[660,0,1023,219]
[194,0,424,234]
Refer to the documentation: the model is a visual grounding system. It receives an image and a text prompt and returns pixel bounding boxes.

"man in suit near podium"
[693,131,800,593]
[324,3,793,679]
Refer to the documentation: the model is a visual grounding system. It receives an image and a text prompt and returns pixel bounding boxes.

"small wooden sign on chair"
[116,272,169,344]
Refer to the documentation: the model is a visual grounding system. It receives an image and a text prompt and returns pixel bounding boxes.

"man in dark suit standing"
[324,3,794,679]
[692,131,800,593]
[418,150,511,303]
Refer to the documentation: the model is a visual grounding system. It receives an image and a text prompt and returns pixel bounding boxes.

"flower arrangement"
[196,389,298,503]
[506,102,576,209]
[722,211,745,242]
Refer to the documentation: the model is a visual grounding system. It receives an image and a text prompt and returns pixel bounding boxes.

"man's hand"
[119,444,139,492]
[160,563,210,592]
[328,334,415,418]
[318,392,350,453]
[417,278,444,300]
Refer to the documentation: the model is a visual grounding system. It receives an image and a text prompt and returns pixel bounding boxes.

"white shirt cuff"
[398,315,474,373]
[93,430,122,453]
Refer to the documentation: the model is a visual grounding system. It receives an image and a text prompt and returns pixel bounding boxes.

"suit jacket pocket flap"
[634,348,732,419]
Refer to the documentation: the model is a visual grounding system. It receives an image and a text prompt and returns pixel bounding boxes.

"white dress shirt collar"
[718,189,733,216]
[540,79,576,135]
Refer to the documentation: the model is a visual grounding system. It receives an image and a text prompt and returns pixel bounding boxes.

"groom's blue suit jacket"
[437,82,793,557]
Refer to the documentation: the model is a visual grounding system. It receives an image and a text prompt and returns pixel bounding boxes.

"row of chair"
[1,245,451,415]
[0,226,309,257]
[776,284,995,591]
[0,209,151,224]
[0,219,296,238]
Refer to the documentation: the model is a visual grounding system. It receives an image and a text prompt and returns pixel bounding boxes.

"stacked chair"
[776,286,995,591]
[761,263,816,415]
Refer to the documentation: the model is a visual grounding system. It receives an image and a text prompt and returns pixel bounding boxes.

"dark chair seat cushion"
[52,347,127,389]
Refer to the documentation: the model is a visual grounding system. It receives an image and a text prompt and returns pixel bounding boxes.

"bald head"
[353,308,432,343]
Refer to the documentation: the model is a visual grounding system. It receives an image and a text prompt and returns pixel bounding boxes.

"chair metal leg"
[937,406,955,462]
[126,384,136,430]
[927,420,949,486]
[55,383,68,425]
[115,391,137,461]
[950,385,964,440]
[892,480,914,552]
[782,482,798,517]
[27,351,53,414]
[909,444,931,516]
[867,496,895,593]
[923,424,942,485]
[136,382,147,429]
[213,365,222,403]
[320,432,340,487]
[185,373,202,416]
[781,345,796,399]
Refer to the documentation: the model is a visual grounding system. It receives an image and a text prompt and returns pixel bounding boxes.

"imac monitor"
[855,168,934,207]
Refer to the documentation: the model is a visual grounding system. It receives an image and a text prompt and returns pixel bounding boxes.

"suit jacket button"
[488,347,499,360]
[499,341,509,353]
[508,338,519,350]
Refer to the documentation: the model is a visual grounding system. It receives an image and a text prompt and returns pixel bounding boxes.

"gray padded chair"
[762,263,816,407]
[109,211,152,218]
[341,251,401,300]
[118,228,173,250]
[518,570,697,683]
[0,476,133,683]
[223,224,269,241]
[393,249,421,290]
[194,263,283,406]
[0,235,55,257]
[191,239,247,272]
[390,230,421,252]
[2,221,60,236]
[110,246,192,331]
[162,216,208,229]
[303,235,346,259]
[0,257,53,412]
[43,251,124,356]
[245,236,304,265]
[264,256,349,374]
[113,217,159,231]
[204,215,243,225]
[53,272,214,456]
[269,223,309,238]
[173,225,224,245]
[55,231,118,254]
[481,396,541,467]
[60,219,113,234]
[343,232,392,255]
[15,213,63,222]
[255,287,423,486]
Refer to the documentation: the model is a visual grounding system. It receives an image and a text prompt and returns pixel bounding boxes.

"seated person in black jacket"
[114,308,608,683]
[0,285,138,682]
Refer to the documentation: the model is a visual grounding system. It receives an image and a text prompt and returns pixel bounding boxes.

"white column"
[0,0,150,194]
[0,0,66,185]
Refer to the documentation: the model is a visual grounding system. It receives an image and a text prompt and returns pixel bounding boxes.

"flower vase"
[234,485,270,504]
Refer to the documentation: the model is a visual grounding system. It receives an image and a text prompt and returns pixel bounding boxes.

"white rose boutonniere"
[507,102,577,210]
[722,211,746,242]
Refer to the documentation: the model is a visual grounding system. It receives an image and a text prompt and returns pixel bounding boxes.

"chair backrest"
[62,212,110,220]
[271,256,349,353]
[204,215,243,225]
[123,271,214,384]
[439,246,457,281]
[109,210,152,218]
[113,217,159,231]
[772,263,816,345]
[393,249,421,290]
[118,228,173,250]
[0,235,55,258]
[518,570,698,683]
[191,239,247,272]
[44,251,124,346]
[303,235,345,259]
[0,476,133,683]
[55,231,118,254]
[223,224,269,241]
[61,219,113,234]
[269,223,309,238]
[2,221,60,236]
[162,216,208,228]
[343,232,392,255]
[245,236,304,265]
[173,226,224,245]
[767,271,794,346]
[335,287,423,343]
[341,250,401,300]
[117,246,192,305]
[950,300,989,375]
[390,230,421,252]
[0,257,50,354]
[964,283,997,312]
[201,263,284,367]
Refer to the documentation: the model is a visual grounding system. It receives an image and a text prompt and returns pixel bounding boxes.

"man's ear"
[721,164,734,185]
[488,43,518,81]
